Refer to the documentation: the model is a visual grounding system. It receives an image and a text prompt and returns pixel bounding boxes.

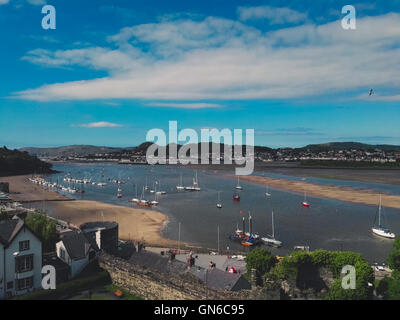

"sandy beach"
[0,174,69,202]
[42,200,180,247]
[226,174,400,209]
[0,174,180,247]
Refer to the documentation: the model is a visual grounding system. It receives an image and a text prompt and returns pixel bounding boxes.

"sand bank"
[0,175,69,202]
[41,200,180,247]
[226,174,400,210]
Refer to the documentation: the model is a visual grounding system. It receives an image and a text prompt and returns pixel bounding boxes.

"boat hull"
[372,228,395,239]
[262,238,282,247]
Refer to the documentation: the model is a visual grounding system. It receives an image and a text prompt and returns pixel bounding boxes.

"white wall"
[56,240,89,278]
[3,227,42,298]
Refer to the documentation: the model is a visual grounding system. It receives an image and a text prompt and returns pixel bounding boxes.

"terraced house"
[0,218,43,299]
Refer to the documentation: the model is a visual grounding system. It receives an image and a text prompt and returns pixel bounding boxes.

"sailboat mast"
[379,195,382,226]
[272,211,275,239]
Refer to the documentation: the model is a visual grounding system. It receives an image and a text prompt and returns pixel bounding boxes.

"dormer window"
[19,240,30,251]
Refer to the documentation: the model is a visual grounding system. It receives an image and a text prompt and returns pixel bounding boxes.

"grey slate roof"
[129,250,187,274]
[60,231,92,260]
[190,267,251,291]
[0,219,24,246]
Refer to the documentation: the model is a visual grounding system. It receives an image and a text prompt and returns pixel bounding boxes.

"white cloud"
[26,0,46,5]
[76,122,123,128]
[15,12,400,103]
[237,6,307,24]
[0,0,46,5]
[147,102,223,109]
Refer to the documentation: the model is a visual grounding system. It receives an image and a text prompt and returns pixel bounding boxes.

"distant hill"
[19,141,399,158]
[297,142,400,152]
[19,145,133,157]
[0,146,54,176]
[19,142,272,157]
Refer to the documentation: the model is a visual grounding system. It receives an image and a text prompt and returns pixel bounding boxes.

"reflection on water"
[42,162,400,263]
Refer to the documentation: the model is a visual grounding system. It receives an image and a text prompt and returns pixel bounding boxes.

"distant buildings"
[0,218,43,299]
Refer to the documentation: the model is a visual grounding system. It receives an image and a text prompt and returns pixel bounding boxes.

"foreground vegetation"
[14,270,111,300]
[246,248,374,300]
[376,238,400,299]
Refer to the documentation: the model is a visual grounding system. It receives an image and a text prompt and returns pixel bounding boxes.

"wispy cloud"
[74,122,123,128]
[237,6,307,24]
[146,102,223,109]
[1,0,46,5]
[14,11,400,104]
[256,127,324,136]
[26,0,46,5]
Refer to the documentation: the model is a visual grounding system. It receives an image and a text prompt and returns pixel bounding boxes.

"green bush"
[14,271,111,300]
[245,248,277,278]
[25,211,58,252]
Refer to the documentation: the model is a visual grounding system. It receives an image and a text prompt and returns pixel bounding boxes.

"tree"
[25,211,57,252]
[245,248,276,278]
[387,238,400,273]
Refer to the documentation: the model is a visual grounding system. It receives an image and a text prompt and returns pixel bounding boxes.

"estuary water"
[41,162,400,263]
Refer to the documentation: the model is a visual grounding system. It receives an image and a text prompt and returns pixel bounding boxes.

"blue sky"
[0,0,399,148]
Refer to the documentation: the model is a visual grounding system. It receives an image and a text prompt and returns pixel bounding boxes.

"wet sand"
[36,200,181,247]
[226,174,400,209]
[0,175,69,202]
[0,175,181,247]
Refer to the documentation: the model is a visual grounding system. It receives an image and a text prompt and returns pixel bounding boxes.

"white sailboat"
[176,173,185,190]
[372,196,395,239]
[262,211,282,247]
[265,185,271,197]
[185,171,201,191]
[217,191,222,208]
[117,184,122,198]
[302,192,310,207]
[130,184,139,203]
[235,176,243,190]
[150,192,159,206]
[157,180,166,194]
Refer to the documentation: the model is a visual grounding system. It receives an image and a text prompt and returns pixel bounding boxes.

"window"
[19,240,30,251]
[15,255,34,273]
[7,281,13,290]
[16,277,33,291]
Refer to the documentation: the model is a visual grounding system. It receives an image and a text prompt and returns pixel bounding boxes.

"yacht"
[372,196,395,239]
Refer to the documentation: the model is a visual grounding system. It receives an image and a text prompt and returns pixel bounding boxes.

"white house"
[0,218,43,299]
[56,230,97,278]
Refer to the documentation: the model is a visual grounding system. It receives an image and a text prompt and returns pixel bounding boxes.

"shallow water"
[41,162,400,263]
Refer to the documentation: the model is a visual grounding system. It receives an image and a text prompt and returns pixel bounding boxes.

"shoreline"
[38,200,182,248]
[226,174,400,209]
[0,174,70,202]
[0,174,183,248]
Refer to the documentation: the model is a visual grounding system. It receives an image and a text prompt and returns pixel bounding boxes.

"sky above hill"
[0,0,399,148]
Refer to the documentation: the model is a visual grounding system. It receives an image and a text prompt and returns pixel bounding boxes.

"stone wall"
[99,253,249,300]
[0,182,9,193]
